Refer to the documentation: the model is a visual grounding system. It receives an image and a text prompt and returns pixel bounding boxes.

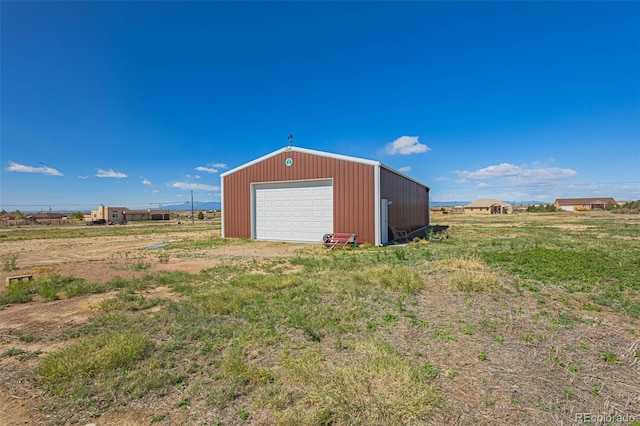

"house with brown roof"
[554,198,617,211]
[463,199,513,215]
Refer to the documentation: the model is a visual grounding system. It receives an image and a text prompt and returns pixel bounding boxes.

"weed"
[157,252,170,264]
[567,361,580,373]
[237,408,249,421]
[477,352,488,361]
[591,381,601,395]
[150,413,168,423]
[601,349,622,364]
[1,252,18,271]
[431,324,457,342]
[421,361,440,379]
[394,248,408,260]
[130,260,151,271]
[460,322,474,335]
[0,347,27,358]
[0,279,35,305]
[176,397,190,408]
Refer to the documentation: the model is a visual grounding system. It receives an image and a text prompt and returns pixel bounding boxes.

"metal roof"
[220,146,430,189]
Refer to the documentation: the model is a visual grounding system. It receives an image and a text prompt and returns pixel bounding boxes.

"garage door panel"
[254,180,333,242]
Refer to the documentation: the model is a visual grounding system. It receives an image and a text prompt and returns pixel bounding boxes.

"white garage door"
[254,180,333,242]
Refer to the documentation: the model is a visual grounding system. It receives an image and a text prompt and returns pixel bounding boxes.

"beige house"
[463,199,513,215]
[554,197,616,211]
[87,205,170,223]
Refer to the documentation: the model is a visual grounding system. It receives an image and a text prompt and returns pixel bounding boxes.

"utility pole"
[191,191,194,224]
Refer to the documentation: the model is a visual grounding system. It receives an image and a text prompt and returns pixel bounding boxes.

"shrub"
[1,253,18,272]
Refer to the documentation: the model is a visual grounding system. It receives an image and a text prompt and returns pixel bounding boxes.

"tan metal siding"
[223,151,376,244]
[380,167,429,231]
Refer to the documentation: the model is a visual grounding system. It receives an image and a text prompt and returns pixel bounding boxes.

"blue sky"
[1,1,639,211]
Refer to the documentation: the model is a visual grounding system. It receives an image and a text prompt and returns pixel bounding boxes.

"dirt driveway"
[0,224,310,425]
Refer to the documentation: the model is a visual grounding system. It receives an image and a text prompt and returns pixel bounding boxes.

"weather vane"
[288,134,294,146]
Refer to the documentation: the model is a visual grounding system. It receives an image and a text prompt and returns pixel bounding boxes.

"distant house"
[463,199,513,215]
[89,205,171,222]
[554,198,617,212]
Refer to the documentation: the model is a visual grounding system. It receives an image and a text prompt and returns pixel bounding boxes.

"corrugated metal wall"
[223,150,377,244]
[380,167,430,232]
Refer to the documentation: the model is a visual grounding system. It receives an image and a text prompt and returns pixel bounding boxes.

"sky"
[1,1,639,211]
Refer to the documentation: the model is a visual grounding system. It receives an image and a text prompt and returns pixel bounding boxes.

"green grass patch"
[38,329,154,399]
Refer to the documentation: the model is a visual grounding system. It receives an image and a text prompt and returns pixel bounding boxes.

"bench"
[322,233,357,252]
[390,226,410,243]
[6,274,33,284]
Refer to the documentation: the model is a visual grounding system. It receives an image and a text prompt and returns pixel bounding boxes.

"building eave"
[221,146,381,178]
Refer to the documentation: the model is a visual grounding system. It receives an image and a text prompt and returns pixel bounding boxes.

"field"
[0,212,638,425]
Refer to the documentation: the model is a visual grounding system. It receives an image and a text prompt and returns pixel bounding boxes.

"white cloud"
[195,166,218,173]
[457,163,520,180]
[96,168,127,178]
[456,163,577,184]
[195,163,227,174]
[385,136,430,155]
[6,161,63,176]
[78,175,90,179]
[170,182,219,191]
[475,182,490,189]
[152,189,160,194]
[142,178,152,186]
[434,176,449,182]
[398,166,412,172]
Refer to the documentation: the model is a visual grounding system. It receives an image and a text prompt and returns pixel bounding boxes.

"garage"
[221,146,430,245]
[253,180,333,242]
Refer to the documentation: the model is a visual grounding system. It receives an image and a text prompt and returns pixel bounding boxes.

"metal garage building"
[220,146,430,246]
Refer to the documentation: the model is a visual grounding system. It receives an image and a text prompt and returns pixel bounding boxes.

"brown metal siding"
[380,167,429,231]
[223,150,377,244]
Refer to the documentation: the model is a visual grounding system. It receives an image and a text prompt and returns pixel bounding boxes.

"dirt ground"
[0,225,308,426]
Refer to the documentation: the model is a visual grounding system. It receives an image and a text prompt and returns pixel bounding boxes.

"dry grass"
[436,255,503,292]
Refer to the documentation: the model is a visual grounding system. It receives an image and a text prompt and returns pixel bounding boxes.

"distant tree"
[197,211,205,220]
[72,211,85,220]
[611,200,640,214]
[526,204,560,213]
[0,209,6,215]
[13,210,25,219]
